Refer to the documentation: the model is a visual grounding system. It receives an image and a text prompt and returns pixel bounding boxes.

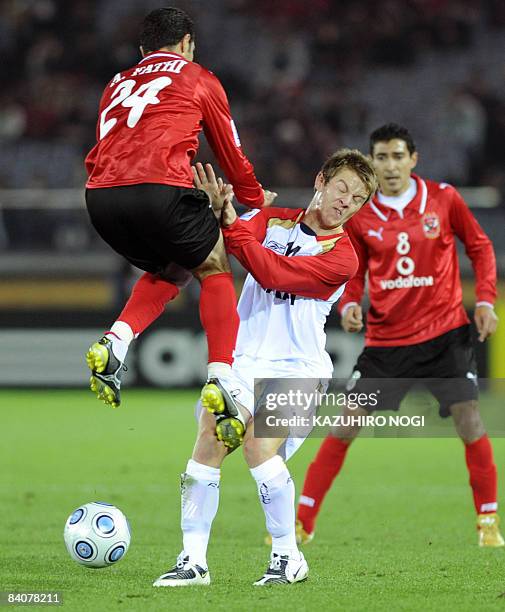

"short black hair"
[370,123,416,155]
[140,7,195,53]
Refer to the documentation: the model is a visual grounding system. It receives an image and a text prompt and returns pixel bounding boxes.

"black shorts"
[85,184,220,272]
[347,325,478,418]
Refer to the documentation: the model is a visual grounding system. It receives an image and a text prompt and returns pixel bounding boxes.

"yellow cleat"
[86,336,125,408]
[201,383,226,415]
[201,378,245,450]
[264,520,314,546]
[477,513,505,547]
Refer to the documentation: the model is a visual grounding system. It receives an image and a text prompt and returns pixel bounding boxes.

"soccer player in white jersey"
[100,151,377,585]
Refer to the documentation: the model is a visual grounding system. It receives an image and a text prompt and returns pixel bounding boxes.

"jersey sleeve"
[238,207,303,242]
[196,70,264,208]
[223,218,358,300]
[238,208,268,241]
[337,217,369,313]
[448,187,497,304]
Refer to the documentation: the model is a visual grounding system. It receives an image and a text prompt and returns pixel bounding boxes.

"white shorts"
[196,354,330,462]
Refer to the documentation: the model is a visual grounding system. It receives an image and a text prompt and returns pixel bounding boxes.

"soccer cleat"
[253,552,308,586]
[86,336,126,408]
[201,377,245,450]
[264,519,314,547]
[153,554,210,587]
[477,513,505,547]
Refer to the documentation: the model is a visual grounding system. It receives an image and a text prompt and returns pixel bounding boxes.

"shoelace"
[176,554,188,570]
[269,556,282,571]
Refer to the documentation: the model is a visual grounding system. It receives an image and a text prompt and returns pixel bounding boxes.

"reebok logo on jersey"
[265,240,286,254]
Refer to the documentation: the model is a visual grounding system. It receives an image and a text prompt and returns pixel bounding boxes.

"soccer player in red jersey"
[297,123,503,547]
[83,8,276,422]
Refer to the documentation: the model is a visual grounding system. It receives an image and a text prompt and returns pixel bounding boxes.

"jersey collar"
[299,210,345,240]
[138,51,186,65]
[370,174,427,221]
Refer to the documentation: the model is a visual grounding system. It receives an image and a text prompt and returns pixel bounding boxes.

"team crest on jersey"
[422,212,440,239]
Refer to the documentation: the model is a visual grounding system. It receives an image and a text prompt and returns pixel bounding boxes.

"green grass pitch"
[1,389,504,611]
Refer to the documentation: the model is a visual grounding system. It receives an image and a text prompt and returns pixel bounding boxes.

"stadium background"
[2,3,505,609]
[0,0,504,385]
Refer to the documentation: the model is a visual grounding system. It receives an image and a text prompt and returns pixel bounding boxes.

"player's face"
[313,168,369,229]
[371,139,418,197]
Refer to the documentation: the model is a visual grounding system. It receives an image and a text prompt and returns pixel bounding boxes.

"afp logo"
[422,212,440,239]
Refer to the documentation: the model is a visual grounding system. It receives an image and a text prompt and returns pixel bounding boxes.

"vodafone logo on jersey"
[379,231,434,291]
[422,212,440,239]
[380,275,434,290]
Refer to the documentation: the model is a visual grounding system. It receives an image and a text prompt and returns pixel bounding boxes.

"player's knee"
[450,400,485,443]
[242,436,276,468]
[159,263,192,288]
[193,427,227,465]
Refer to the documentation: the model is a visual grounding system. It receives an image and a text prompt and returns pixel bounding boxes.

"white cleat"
[153,554,210,587]
[253,552,308,586]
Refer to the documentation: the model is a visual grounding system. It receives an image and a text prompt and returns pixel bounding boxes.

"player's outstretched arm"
[198,71,264,208]
[221,208,357,300]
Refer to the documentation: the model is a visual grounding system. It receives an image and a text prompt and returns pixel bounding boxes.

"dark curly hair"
[370,123,416,155]
[140,7,195,54]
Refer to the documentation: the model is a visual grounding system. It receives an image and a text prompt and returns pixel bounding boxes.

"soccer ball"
[63,502,131,568]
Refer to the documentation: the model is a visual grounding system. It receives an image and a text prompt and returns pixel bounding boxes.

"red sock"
[465,434,498,514]
[297,435,351,534]
[117,272,179,335]
[199,272,239,365]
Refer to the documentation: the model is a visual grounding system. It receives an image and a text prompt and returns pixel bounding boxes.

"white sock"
[207,362,232,379]
[105,321,134,362]
[180,459,220,569]
[250,455,299,558]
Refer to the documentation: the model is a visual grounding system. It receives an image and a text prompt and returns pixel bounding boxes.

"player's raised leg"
[87,270,183,407]
[242,424,308,586]
[450,400,504,547]
[153,410,229,586]
[193,233,246,449]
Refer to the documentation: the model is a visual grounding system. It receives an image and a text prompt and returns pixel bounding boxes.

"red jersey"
[339,174,497,347]
[85,51,264,208]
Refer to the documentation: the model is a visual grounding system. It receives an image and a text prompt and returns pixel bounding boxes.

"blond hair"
[320,148,377,201]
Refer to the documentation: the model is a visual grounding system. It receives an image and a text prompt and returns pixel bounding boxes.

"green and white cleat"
[201,377,245,450]
[86,336,125,408]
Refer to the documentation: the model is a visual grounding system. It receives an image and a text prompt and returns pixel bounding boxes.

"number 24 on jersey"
[99,77,172,140]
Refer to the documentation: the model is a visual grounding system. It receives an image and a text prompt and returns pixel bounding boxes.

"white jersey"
[222,207,358,378]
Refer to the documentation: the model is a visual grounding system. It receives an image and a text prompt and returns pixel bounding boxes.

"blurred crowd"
[0,0,505,192]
